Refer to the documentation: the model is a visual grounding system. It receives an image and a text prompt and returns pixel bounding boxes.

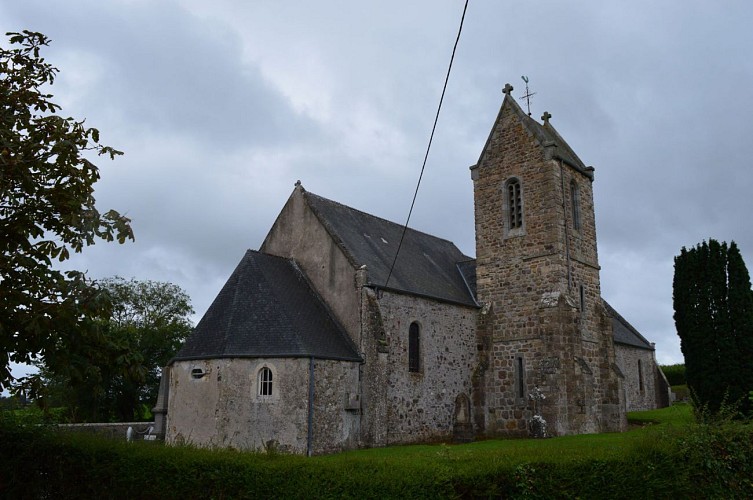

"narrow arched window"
[570,180,581,231]
[408,322,420,373]
[258,367,273,396]
[516,356,525,399]
[507,178,523,229]
[637,360,644,393]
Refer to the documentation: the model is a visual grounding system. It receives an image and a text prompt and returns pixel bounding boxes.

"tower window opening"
[507,179,523,229]
[570,180,581,231]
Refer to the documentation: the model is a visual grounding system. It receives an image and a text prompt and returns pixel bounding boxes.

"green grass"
[627,401,693,426]
[318,404,694,470]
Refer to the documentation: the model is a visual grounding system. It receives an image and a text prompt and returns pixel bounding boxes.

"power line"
[384,0,469,288]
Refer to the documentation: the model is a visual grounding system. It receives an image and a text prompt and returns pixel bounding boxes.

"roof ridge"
[541,121,587,170]
[510,99,588,171]
[254,252,307,353]
[217,250,251,353]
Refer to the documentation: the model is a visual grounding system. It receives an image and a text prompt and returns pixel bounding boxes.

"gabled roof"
[173,250,361,363]
[304,191,478,307]
[603,301,654,351]
[475,92,591,178]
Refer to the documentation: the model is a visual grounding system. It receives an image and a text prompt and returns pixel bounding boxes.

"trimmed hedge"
[661,363,687,386]
[2,417,752,499]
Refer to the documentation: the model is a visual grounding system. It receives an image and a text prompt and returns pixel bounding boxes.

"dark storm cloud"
[3,0,317,148]
[3,0,753,369]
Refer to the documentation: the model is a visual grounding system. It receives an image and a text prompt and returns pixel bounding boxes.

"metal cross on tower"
[520,76,536,116]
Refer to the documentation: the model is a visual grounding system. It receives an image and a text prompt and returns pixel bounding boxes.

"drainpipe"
[307,356,315,456]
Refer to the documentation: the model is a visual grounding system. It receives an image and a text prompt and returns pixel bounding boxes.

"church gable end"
[261,184,363,343]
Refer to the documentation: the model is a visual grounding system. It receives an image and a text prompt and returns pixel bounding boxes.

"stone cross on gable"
[541,111,552,124]
[502,83,514,95]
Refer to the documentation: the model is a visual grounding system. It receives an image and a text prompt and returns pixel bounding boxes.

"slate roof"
[304,191,478,307]
[172,250,362,362]
[604,301,654,350]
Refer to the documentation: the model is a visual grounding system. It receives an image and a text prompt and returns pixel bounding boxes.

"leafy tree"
[0,30,134,391]
[673,239,753,415]
[39,277,193,422]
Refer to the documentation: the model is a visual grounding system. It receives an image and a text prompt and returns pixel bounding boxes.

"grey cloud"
[3,0,753,368]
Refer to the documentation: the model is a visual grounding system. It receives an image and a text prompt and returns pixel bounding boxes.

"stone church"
[157,86,671,454]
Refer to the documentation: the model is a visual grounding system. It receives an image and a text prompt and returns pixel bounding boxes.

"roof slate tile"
[173,250,362,362]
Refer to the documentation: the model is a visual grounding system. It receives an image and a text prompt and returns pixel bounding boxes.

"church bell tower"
[470,84,625,436]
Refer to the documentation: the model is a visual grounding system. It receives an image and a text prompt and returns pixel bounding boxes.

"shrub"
[661,363,686,386]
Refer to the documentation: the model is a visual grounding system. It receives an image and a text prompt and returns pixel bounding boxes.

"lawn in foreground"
[316,403,693,466]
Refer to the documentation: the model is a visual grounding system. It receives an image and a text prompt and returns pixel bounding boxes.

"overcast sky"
[4,0,753,372]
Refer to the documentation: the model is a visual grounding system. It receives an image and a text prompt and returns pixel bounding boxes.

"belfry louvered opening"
[507,178,522,229]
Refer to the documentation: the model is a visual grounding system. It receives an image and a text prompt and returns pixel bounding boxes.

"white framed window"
[258,367,273,396]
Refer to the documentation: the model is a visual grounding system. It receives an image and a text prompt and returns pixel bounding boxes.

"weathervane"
[520,75,536,116]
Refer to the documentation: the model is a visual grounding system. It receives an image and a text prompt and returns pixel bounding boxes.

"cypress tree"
[673,239,753,416]
[727,242,753,414]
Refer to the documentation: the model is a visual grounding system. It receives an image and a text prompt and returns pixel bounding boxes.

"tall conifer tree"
[673,239,753,415]
[727,242,753,414]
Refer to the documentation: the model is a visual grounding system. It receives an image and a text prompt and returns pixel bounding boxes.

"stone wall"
[361,288,477,446]
[166,357,360,454]
[57,422,156,441]
[615,344,660,411]
[471,95,624,436]
[311,358,362,454]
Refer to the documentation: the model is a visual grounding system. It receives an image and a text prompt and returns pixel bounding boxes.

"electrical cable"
[384,0,469,288]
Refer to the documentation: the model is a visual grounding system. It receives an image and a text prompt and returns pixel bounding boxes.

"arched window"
[637,360,644,393]
[408,322,420,373]
[258,367,273,396]
[515,356,525,399]
[570,180,581,231]
[506,178,523,230]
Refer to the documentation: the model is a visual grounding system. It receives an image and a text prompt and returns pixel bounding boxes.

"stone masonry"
[470,89,626,436]
[162,87,664,454]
